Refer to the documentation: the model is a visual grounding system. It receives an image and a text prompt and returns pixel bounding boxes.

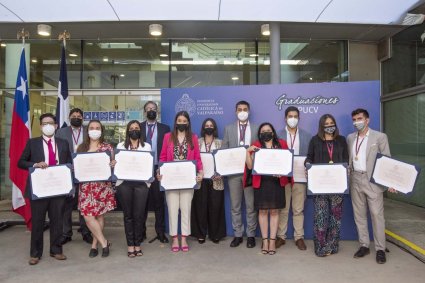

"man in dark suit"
[55,108,92,245]
[140,101,170,243]
[18,113,72,265]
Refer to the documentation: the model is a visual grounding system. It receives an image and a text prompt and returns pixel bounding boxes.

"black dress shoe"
[101,241,111,258]
[158,234,169,243]
[82,234,93,245]
[376,250,386,264]
[89,248,98,258]
[60,236,72,245]
[198,239,206,244]
[211,239,220,244]
[246,237,256,248]
[230,237,243,247]
[353,247,370,258]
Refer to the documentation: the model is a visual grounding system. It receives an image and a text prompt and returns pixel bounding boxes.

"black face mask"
[176,124,188,132]
[129,130,141,140]
[147,110,157,120]
[260,132,273,142]
[204,127,214,136]
[70,118,82,127]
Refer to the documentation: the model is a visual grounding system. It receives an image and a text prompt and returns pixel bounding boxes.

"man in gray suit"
[276,106,311,250]
[222,100,258,248]
[348,108,396,264]
[55,108,92,245]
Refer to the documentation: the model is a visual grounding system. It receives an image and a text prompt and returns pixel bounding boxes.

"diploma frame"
[112,149,155,182]
[293,155,307,183]
[252,148,294,176]
[159,160,198,191]
[306,163,349,195]
[370,154,421,194]
[212,146,248,177]
[29,164,74,200]
[72,152,113,183]
[200,152,216,179]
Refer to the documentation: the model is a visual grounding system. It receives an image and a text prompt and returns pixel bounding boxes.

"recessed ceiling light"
[119,74,125,77]
[231,76,239,81]
[309,77,313,80]
[250,54,258,57]
[69,53,78,57]
[31,58,38,63]
[149,24,162,36]
[37,24,52,36]
[261,24,270,36]
[103,56,109,62]
[159,54,168,57]
[0,43,6,47]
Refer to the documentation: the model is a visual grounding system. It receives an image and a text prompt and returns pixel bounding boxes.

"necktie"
[47,139,56,166]
[147,124,154,144]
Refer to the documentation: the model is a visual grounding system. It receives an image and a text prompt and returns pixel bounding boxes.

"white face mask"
[88,130,102,140]
[42,124,55,136]
[287,117,298,129]
[237,111,249,121]
[353,121,366,131]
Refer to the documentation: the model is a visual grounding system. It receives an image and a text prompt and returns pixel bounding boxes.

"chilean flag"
[56,43,69,128]
[9,47,32,229]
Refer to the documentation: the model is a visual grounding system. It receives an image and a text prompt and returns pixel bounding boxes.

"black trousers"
[191,179,226,241]
[30,196,65,258]
[62,185,90,237]
[116,181,149,246]
[144,166,166,236]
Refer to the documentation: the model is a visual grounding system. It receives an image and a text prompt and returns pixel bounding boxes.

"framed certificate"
[159,161,198,191]
[113,149,155,182]
[252,148,293,176]
[201,152,215,179]
[293,156,307,183]
[371,154,421,194]
[72,152,112,183]
[29,164,74,200]
[306,163,349,195]
[213,146,247,176]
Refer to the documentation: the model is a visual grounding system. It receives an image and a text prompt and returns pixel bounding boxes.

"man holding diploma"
[18,113,72,265]
[348,108,396,264]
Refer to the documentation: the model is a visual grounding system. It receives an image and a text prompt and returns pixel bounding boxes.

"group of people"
[18,100,394,266]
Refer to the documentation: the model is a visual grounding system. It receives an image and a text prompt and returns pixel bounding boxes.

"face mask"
[129,130,141,140]
[42,124,55,136]
[176,124,188,132]
[147,110,157,120]
[260,132,273,142]
[287,117,298,129]
[353,121,366,131]
[324,126,336,134]
[70,118,82,128]
[88,130,102,140]
[237,111,249,121]
[204,128,214,136]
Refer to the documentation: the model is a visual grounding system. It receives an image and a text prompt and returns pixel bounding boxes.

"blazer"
[277,127,312,156]
[305,135,349,164]
[221,121,259,149]
[159,132,203,172]
[18,136,72,198]
[347,128,391,188]
[198,137,224,190]
[55,125,87,154]
[243,139,290,189]
[140,121,170,162]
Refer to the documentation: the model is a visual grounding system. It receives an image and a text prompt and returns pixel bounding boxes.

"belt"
[353,170,367,175]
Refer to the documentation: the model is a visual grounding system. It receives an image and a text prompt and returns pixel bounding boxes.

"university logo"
[175,93,196,116]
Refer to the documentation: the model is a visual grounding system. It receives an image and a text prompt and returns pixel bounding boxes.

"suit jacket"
[347,128,391,190]
[18,136,72,198]
[221,121,259,149]
[140,121,170,162]
[55,125,87,154]
[277,127,312,156]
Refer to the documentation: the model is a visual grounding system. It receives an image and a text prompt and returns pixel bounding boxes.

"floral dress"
[78,143,117,216]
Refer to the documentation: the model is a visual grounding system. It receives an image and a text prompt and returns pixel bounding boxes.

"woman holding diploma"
[305,114,348,257]
[191,118,226,244]
[158,111,203,252]
[116,120,152,257]
[77,120,117,258]
[245,122,289,255]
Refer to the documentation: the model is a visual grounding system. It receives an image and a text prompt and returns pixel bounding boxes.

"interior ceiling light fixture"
[37,24,52,36]
[261,24,270,36]
[149,24,163,36]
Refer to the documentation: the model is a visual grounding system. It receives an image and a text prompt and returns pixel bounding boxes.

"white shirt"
[42,135,58,165]
[352,130,369,172]
[200,139,218,152]
[286,126,300,155]
[237,121,252,146]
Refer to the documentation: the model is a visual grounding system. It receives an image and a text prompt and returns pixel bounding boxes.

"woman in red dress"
[77,120,116,258]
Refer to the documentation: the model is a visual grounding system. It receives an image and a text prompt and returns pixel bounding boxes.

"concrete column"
[270,22,281,84]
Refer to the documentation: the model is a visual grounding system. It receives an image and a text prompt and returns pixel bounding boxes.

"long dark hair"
[257,122,281,149]
[171,111,194,149]
[317,114,339,140]
[200,118,218,138]
[124,120,145,149]
[77,120,105,153]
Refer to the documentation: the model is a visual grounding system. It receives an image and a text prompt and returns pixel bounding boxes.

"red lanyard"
[239,122,247,145]
[355,134,366,159]
[289,128,297,149]
[147,123,156,140]
[71,127,82,146]
[326,141,334,163]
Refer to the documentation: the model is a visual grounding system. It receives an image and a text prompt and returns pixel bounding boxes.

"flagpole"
[58,30,70,48]
[17,28,29,45]
[57,30,71,128]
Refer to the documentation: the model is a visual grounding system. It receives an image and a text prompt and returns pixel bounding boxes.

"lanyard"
[147,123,156,140]
[289,128,297,149]
[239,122,247,145]
[355,134,366,160]
[326,140,334,163]
[204,138,214,153]
[71,127,82,146]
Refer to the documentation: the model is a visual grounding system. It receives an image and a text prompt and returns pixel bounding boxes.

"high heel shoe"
[268,238,276,255]
[261,238,269,255]
[181,235,189,252]
[101,241,111,258]
[171,235,180,253]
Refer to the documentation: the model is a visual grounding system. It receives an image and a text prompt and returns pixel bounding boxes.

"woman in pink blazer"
[158,111,203,252]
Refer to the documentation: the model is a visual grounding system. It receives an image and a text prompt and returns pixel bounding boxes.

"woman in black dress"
[245,122,289,255]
